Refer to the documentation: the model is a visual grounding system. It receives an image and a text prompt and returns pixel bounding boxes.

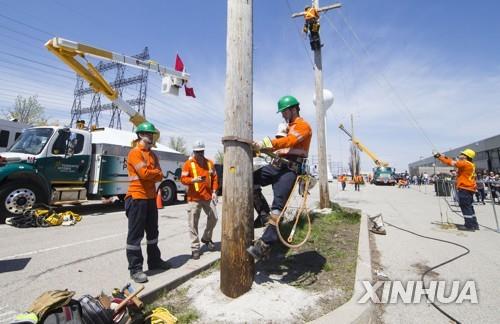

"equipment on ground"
[338,123,397,186]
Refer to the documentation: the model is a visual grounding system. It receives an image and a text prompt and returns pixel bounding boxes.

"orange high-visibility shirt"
[271,117,312,158]
[339,175,346,183]
[438,156,476,192]
[126,143,164,199]
[181,156,219,202]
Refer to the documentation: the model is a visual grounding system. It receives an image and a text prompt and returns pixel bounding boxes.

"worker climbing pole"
[292,1,342,208]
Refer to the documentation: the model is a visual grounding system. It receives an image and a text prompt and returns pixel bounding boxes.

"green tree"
[5,95,47,125]
[168,136,187,154]
[215,150,224,164]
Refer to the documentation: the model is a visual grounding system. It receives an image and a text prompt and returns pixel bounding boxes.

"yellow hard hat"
[460,148,476,159]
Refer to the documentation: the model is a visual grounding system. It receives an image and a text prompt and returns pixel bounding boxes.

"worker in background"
[339,174,347,191]
[248,95,312,260]
[354,174,363,191]
[434,149,479,231]
[125,122,170,284]
[181,140,219,260]
[303,6,321,51]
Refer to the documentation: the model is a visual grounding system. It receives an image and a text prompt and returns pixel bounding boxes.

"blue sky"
[0,0,499,172]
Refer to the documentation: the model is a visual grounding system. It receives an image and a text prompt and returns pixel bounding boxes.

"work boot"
[246,239,270,261]
[472,217,480,230]
[456,224,474,232]
[148,259,171,271]
[253,214,269,228]
[201,239,216,251]
[191,250,200,260]
[131,271,148,283]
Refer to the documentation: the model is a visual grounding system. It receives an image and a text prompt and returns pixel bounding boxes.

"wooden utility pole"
[220,0,254,298]
[292,1,342,208]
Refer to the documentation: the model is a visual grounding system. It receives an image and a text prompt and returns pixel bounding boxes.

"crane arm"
[45,37,190,132]
[338,124,390,167]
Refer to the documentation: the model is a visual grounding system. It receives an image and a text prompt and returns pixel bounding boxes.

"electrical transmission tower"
[70,47,149,129]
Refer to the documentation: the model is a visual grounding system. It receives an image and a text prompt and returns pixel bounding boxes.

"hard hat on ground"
[135,121,158,134]
[193,140,205,152]
[277,95,300,113]
[460,148,476,159]
[275,123,289,138]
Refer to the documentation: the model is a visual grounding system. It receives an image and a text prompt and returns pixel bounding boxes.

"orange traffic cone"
[156,190,164,209]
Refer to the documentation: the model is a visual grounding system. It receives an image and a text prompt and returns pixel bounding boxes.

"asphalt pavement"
[0,199,222,323]
[332,182,500,324]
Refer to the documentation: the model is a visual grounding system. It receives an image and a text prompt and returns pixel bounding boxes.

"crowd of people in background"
[474,171,500,204]
[335,170,500,205]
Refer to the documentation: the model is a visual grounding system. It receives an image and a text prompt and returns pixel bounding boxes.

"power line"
[0,13,54,37]
[324,11,436,149]
[0,59,75,80]
[0,50,74,74]
[0,24,46,42]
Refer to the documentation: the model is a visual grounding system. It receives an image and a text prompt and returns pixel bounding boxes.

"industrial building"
[408,133,500,176]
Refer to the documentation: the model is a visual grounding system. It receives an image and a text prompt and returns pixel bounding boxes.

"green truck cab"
[0,126,186,223]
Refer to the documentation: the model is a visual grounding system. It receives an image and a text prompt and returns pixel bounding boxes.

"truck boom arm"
[338,124,389,167]
[45,37,190,132]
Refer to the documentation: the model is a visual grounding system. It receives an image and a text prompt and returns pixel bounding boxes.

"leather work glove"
[253,137,273,151]
[211,192,218,204]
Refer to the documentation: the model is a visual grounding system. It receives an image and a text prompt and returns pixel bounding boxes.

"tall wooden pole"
[220,0,254,298]
[313,18,329,208]
[292,1,341,209]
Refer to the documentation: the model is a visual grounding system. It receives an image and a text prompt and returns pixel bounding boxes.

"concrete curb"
[140,255,220,304]
[140,206,375,323]
[310,210,375,324]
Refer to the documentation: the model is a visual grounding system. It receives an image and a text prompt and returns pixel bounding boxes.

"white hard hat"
[275,123,288,138]
[193,140,205,152]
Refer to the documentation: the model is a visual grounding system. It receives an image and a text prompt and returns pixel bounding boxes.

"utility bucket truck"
[0,38,191,222]
[338,124,396,186]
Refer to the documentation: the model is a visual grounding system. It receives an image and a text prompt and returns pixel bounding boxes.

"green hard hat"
[277,95,300,113]
[135,121,158,134]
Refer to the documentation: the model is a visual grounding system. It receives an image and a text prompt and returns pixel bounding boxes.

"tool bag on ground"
[40,299,83,324]
[78,295,113,324]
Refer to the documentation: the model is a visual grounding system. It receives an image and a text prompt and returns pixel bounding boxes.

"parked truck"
[0,37,192,223]
[0,126,186,222]
[338,124,396,186]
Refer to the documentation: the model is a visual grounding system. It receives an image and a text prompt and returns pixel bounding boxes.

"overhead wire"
[0,9,224,151]
[323,11,437,150]
[0,12,54,37]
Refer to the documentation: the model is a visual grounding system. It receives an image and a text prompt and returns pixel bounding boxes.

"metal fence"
[437,179,500,233]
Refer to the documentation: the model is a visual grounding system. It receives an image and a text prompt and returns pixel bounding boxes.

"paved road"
[0,199,222,323]
[333,182,500,324]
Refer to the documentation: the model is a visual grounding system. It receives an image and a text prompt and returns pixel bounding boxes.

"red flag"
[175,54,184,72]
[184,85,196,98]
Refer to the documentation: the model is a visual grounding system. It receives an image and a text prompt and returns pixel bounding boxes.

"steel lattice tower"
[70,47,149,129]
